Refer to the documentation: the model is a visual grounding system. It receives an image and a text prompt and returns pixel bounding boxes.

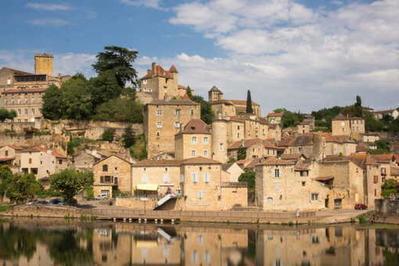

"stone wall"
[115,197,157,209]
[375,199,399,215]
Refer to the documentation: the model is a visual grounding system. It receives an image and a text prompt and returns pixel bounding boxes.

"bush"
[101,129,115,142]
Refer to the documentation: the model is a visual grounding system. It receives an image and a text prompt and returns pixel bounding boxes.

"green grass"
[0,203,10,212]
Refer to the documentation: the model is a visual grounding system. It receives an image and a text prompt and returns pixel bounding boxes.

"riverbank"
[0,204,371,225]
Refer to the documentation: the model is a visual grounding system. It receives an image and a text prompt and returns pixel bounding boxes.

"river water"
[0,219,398,265]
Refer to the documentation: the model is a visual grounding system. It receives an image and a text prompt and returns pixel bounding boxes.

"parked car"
[354,203,367,210]
[95,193,109,200]
[49,198,64,205]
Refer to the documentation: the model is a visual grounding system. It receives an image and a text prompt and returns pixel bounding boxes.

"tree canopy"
[6,174,41,204]
[246,90,253,114]
[92,45,138,87]
[49,169,93,204]
[0,108,17,122]
[42,46,142,123]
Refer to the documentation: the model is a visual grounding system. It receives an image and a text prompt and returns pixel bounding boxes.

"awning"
[136,184,159,191]
[135,240,158,248]
[315,176,334,181]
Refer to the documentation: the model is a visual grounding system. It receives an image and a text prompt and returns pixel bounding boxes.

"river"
[0,219,398,265]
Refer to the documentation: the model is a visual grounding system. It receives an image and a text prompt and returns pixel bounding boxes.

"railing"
[82,208,316,220]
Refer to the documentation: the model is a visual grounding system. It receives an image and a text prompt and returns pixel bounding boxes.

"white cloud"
[120,0,163,9]
[166,0,399,112]
[26,2,72,11]
[29,18,70,27]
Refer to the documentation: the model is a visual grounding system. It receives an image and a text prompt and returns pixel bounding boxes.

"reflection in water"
[0,220,398,265]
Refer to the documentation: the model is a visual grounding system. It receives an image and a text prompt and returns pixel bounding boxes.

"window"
[174,122,180,128]
[29,158,32,164]
[156,122,163,128]
[190,109,194,116]
[373,175,378,184]
[58,159,63,164]
[156,109,162,116]
[381,167,386,175]
[302,181,306,186]
[196,191,204,199]
[163,174,170,184]
[311,193,319,201]
[192,173,198,183]
[219,143,224,151]
[274,169,280,178]
[191,136,197,144]
[156,131,160,137]
[102,164,108,172]
[204,172,210,183]
[203,136,209,144]
[300,171,308,177]
[175,109,180,116]
[5,150,8,157]
[203,150,208,157]
[191,150,196,156]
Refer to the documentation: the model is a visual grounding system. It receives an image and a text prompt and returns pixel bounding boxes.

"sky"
[0,0,398,114]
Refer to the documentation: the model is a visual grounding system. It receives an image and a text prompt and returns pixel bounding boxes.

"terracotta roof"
[236,159,253,169]
[229,138,263,150]
[317,132,356,143]
[267,112,284,118]
[261,157,296,166]
[246,158,264,169]
[211,100,235,106]
[348,152,368,168]
[180,119,210,134]
[181,157,221,165]
[315,176,334,181]
[52,150,67,159]
[148,99,198,106]
[367,154,395,165]
[229,100,259,106]
[134,159,181,167]
[0,67,33,76]
[294,160,311,171]
[209,86,222,93]
[141,63,177,80]
[0,157,14,162]
[280,153,306,160]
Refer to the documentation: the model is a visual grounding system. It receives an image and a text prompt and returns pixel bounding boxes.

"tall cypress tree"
[246,90,254,114]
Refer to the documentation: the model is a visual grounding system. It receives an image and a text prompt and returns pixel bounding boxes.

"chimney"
[151,62,156,72]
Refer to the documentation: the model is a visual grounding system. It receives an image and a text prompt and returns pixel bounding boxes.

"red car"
[354,203,367,210]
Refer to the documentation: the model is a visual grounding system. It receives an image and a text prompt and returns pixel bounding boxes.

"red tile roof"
[180,119,210,134]
[141,63,177,80]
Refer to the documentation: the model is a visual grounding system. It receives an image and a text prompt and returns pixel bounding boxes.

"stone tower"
[211,119,228,163]
[34,53,53,76]
[208,86,223,103]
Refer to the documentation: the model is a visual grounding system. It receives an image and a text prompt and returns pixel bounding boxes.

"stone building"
[228,138,280,160]
[175,119,212,160]
[137,62,184,104]
[72,149,102,172]
[93,155,132,198]
[208,86,261,117]
[331,114,365,137]
[0,145,22,172]
[0,53,69,122]
[266,112,283,125]
[144,99,201,158]
[19,146,68,180]
[255,157,329,211]
[132,159,181,197]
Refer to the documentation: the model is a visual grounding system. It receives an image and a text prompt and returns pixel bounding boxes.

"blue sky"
[0,0,397,113]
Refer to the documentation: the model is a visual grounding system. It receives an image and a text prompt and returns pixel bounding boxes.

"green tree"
[42,85,64,120]
[237,146,247,160]
[381,179,399,199]
[61,74,93,120]
[89,70,123,108]
[0,108,17,122]
[122,126,135,148]
[246,90,253,114]
[238,170,256,190]
[275,108,304,128]
[191,95,214,124]
[49,169,93,204]
[94,97,143,123]
[92,46,138,87]
[0,166,13,201]
[101,128,115,142]
[369,140,391,154]
[355,95,362,108]
[6,174,41,203]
